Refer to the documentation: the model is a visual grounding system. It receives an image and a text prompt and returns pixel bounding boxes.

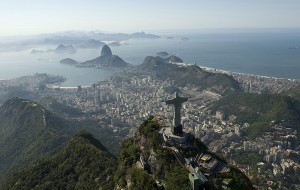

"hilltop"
[4,131,117,190]
[114,116,253,190]
[139,56,241,94]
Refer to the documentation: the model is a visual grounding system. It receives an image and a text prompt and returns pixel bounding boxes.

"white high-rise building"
[234,125,241,136]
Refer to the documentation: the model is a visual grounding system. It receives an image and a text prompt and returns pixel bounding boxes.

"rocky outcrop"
[101,45,113,56]
[61,45,128,68]
[82,54,128,68]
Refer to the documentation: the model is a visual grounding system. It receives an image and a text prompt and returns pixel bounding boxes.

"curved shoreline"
[199,65,300,81]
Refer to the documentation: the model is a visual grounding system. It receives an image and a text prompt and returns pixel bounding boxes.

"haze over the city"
[1,0,300,36]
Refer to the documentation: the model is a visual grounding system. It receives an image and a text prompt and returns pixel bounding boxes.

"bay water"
[0,31,299,86]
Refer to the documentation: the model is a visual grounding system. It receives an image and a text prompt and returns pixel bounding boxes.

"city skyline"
[1,0,300,36]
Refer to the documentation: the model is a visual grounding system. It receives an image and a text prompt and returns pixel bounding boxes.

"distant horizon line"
[1,27,300,38]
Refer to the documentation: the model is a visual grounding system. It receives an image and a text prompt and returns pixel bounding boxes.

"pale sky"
[0,0,300,36]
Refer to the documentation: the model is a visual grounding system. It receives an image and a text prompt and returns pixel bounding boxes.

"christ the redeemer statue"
[166,92,188,130]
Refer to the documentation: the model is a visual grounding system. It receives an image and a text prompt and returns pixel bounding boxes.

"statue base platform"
[160,127,188,145]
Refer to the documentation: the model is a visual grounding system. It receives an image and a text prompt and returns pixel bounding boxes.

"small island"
[156,51,169,57]
[59,58,78,65]
[31,44,77,54]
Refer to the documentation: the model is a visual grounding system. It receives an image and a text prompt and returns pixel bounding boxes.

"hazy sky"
[1,0,300,36]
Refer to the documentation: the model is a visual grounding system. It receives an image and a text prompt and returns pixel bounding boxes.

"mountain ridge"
[0,97,74,183]
[4,131,117,190]
[140,56,241,94]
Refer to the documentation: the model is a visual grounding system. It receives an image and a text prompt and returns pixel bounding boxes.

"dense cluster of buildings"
[0,69,299,189]
[42,74,219,132]
[195,114,300,189]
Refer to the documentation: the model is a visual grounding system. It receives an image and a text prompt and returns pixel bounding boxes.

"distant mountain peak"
[61,44,128,68]
[77,39,105,49]
[101,44,112,56]
[141,56,241,94]
[55,44,77,54]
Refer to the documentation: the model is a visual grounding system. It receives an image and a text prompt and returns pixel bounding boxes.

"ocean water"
[114,31,300,79]
[0,31,300,86]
